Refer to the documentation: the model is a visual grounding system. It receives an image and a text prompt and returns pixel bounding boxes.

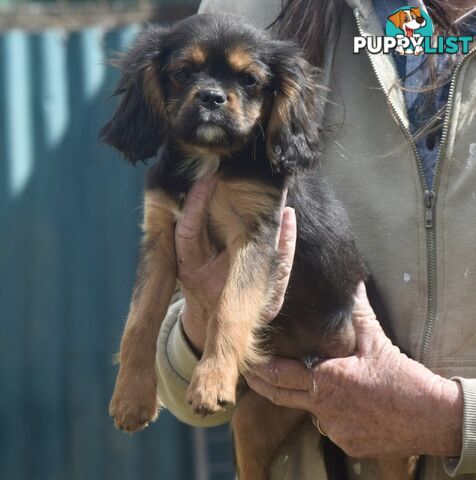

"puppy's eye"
[173,68,192,83]
[240,74,257,87]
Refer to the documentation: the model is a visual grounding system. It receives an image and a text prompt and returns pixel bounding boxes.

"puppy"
[388,7,427,55]
[101,14,415,480]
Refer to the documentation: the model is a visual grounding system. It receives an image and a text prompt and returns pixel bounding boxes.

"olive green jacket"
[156,0,476,478]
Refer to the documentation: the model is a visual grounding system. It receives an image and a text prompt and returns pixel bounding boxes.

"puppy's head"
[388,7,426,31]
[100,14,321,173]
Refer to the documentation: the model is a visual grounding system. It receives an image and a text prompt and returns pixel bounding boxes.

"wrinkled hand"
[248,283,463,459]
[176,178,297,353]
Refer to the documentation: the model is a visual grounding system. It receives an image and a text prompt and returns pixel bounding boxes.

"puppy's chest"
[207,179,282,247]
[156,178,283,250]
[146,149,285,246]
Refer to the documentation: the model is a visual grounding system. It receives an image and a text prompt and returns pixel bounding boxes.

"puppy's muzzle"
[197,89,227,110]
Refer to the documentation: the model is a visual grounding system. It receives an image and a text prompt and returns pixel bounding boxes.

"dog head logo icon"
[388,7,426,37]
[386,6,433,55]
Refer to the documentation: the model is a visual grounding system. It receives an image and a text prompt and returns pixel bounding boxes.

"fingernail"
[283,207,296,224]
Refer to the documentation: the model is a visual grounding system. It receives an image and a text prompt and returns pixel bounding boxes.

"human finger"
[263,207,297,321]
[252,357,315,391]
[274,189,288,249]
[176,178,216,268]
[246,374,311,410]
[352,282,390,356]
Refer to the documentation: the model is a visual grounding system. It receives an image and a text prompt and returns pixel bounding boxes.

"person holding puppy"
[156,0,476,478]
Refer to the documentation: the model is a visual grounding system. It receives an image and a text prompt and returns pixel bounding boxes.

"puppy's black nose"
[416,16,425,24]
[198,89,227,109]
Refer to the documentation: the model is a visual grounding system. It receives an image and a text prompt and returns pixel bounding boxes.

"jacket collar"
[344,0,409,127]
[344,0,374,20]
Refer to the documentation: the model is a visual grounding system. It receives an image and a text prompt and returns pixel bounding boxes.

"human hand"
[247,282,463,458]
[176,178,297,353]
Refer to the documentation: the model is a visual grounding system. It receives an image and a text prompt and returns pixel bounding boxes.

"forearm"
[419,373,463,457]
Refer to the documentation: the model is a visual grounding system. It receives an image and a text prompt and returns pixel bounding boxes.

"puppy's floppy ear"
[266,41,322,174]
[411,7,422,18]
[388,11,405,29]
[100,27,168,163]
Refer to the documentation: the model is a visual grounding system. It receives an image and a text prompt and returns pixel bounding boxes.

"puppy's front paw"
[186,360,238,416]
[109,370,159,433]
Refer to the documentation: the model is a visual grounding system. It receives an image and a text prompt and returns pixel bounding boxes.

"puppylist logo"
[355,6,473,56]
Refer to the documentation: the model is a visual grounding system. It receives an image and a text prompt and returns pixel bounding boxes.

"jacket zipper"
[354,9,476,365]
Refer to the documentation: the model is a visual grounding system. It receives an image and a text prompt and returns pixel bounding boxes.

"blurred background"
[0,1,236,478]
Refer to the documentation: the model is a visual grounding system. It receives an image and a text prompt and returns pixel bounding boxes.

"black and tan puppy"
[101,14,414,480]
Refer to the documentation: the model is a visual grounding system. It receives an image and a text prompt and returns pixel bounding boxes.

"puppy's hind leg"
[378,458,419,480]
[109,189,178,433]
[232,389,306,480]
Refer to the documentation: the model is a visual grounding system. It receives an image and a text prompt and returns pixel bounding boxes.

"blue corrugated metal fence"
[0,22,234,480]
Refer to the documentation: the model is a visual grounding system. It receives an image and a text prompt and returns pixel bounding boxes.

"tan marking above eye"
[183,45,207,65]
[226,47,269,85]
[227,47,255,71]
[167,46,206,76]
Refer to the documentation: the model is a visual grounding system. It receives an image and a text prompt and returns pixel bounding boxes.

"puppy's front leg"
[110,189,178,432]
[186,180,282,415]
